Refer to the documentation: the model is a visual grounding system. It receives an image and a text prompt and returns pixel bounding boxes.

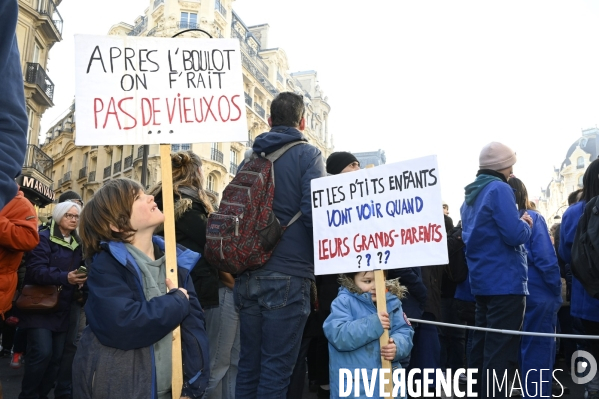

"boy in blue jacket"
[324,271,414,399]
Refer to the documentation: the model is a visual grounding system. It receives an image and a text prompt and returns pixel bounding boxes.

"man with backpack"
[233,92,326,398]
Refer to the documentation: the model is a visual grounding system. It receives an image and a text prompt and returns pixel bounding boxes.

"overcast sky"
[42,0,599,219]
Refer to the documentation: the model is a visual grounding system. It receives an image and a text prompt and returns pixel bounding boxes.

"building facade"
[537,127,599,222]
[15,0,64,207]
[42,0,333,209]
[353,149,386,168]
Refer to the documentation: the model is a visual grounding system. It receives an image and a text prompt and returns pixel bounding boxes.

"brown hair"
[507,176,533,211]
[79,178,142,259]
[150,151,214,213]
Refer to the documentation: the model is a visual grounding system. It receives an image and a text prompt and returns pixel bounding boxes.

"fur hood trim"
[338,274,407,299]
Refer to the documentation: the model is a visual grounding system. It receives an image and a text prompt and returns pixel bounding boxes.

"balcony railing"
[124,155,133,169]
[230,162,238,175]
[246,139,254,148]
[103,166,112,179]
[78,166,87,179]
[22,144,53,176]
[171,143,191,152]
[177,21,199,30]
[277,72,284,84]
[114,160,122,174]
[25,63,55,102]
[211,148,224,164]
[127,17,147,36]
[244,92,252,107]
[238,40,270,77]
[153,0,164,8]
[62,171,71,184]
[147,27,158,37]
[88,171,96,182]
[207,188,219,199]
[254,103,266,119]
[215,0,227,17]
[240,53,278,97]
[91,146,98,150]
[38,0,63,35]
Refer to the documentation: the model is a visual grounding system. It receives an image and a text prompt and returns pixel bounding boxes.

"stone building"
[353,149,386,168]
[537,127,599,222]
[15,0,64,207]
[41,0,333,209]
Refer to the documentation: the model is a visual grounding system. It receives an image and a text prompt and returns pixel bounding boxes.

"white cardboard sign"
[74,35,247,145]
[311,155,449,275]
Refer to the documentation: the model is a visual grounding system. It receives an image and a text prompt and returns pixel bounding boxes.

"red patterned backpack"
[204,141,304,274]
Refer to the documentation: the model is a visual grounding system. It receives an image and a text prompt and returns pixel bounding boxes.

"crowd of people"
[0,88,599,399]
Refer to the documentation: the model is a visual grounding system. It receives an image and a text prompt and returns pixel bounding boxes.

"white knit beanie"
[479,142,517,171]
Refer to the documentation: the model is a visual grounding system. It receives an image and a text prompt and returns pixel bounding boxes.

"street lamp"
[553,204,569,220]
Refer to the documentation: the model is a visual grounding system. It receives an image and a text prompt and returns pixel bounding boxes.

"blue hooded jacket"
[521,210,562,302]
[0,0,28,210]
[558,201,599,322]
[76,237,210,398]
[324,276,414,399]
[460,174,532,295]
[251,126,326,279]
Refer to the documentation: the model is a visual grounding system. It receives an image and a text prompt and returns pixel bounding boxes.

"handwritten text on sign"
[74,35,247,146]
[312,155,448,275]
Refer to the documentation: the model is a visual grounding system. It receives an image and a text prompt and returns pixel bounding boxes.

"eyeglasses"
[64,213,80,220]
[66,199,84,206]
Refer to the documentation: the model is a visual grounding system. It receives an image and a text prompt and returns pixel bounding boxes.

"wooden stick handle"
[374,269,393,396]
[159,144,184,399]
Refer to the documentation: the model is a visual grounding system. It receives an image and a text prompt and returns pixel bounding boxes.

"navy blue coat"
[82,237,210,398]
[559,201,599,322]
[388,267,427,319]
[251,126,327,280]
[460,176,532,295]
[19,221,83,332]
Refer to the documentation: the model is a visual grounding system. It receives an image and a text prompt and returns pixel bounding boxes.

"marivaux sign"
[17,175,55,203]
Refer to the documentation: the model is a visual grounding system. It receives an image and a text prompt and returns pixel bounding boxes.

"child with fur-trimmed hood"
[323,271,414,399]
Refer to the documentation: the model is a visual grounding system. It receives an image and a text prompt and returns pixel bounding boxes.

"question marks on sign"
[365,254,371,266]
[384,250,390,264]
[356,255,362,268]
[377,252,383,263]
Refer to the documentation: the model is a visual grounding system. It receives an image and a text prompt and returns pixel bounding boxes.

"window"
[32,42,41,64]
[67,157,72,172]
[579,175,584,187]
[27,107,35,145]
[577,156,585,169]
[82,152,88,167]
[180,12,197,29]
[207,174,216,192]
[230,150,238,166]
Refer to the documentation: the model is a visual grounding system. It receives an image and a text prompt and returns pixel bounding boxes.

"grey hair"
[53,202,81,222]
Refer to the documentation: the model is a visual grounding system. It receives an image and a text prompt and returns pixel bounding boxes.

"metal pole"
[141,145,149,188]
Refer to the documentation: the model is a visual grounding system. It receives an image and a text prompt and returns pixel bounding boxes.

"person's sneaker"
[10,352,23,369]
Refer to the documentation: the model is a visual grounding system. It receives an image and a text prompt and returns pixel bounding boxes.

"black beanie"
[326,152,359,175]
[58,190,82,203]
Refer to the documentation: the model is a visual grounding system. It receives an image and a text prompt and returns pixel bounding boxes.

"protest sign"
[311,155,448,275]
[74,35,247,145]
